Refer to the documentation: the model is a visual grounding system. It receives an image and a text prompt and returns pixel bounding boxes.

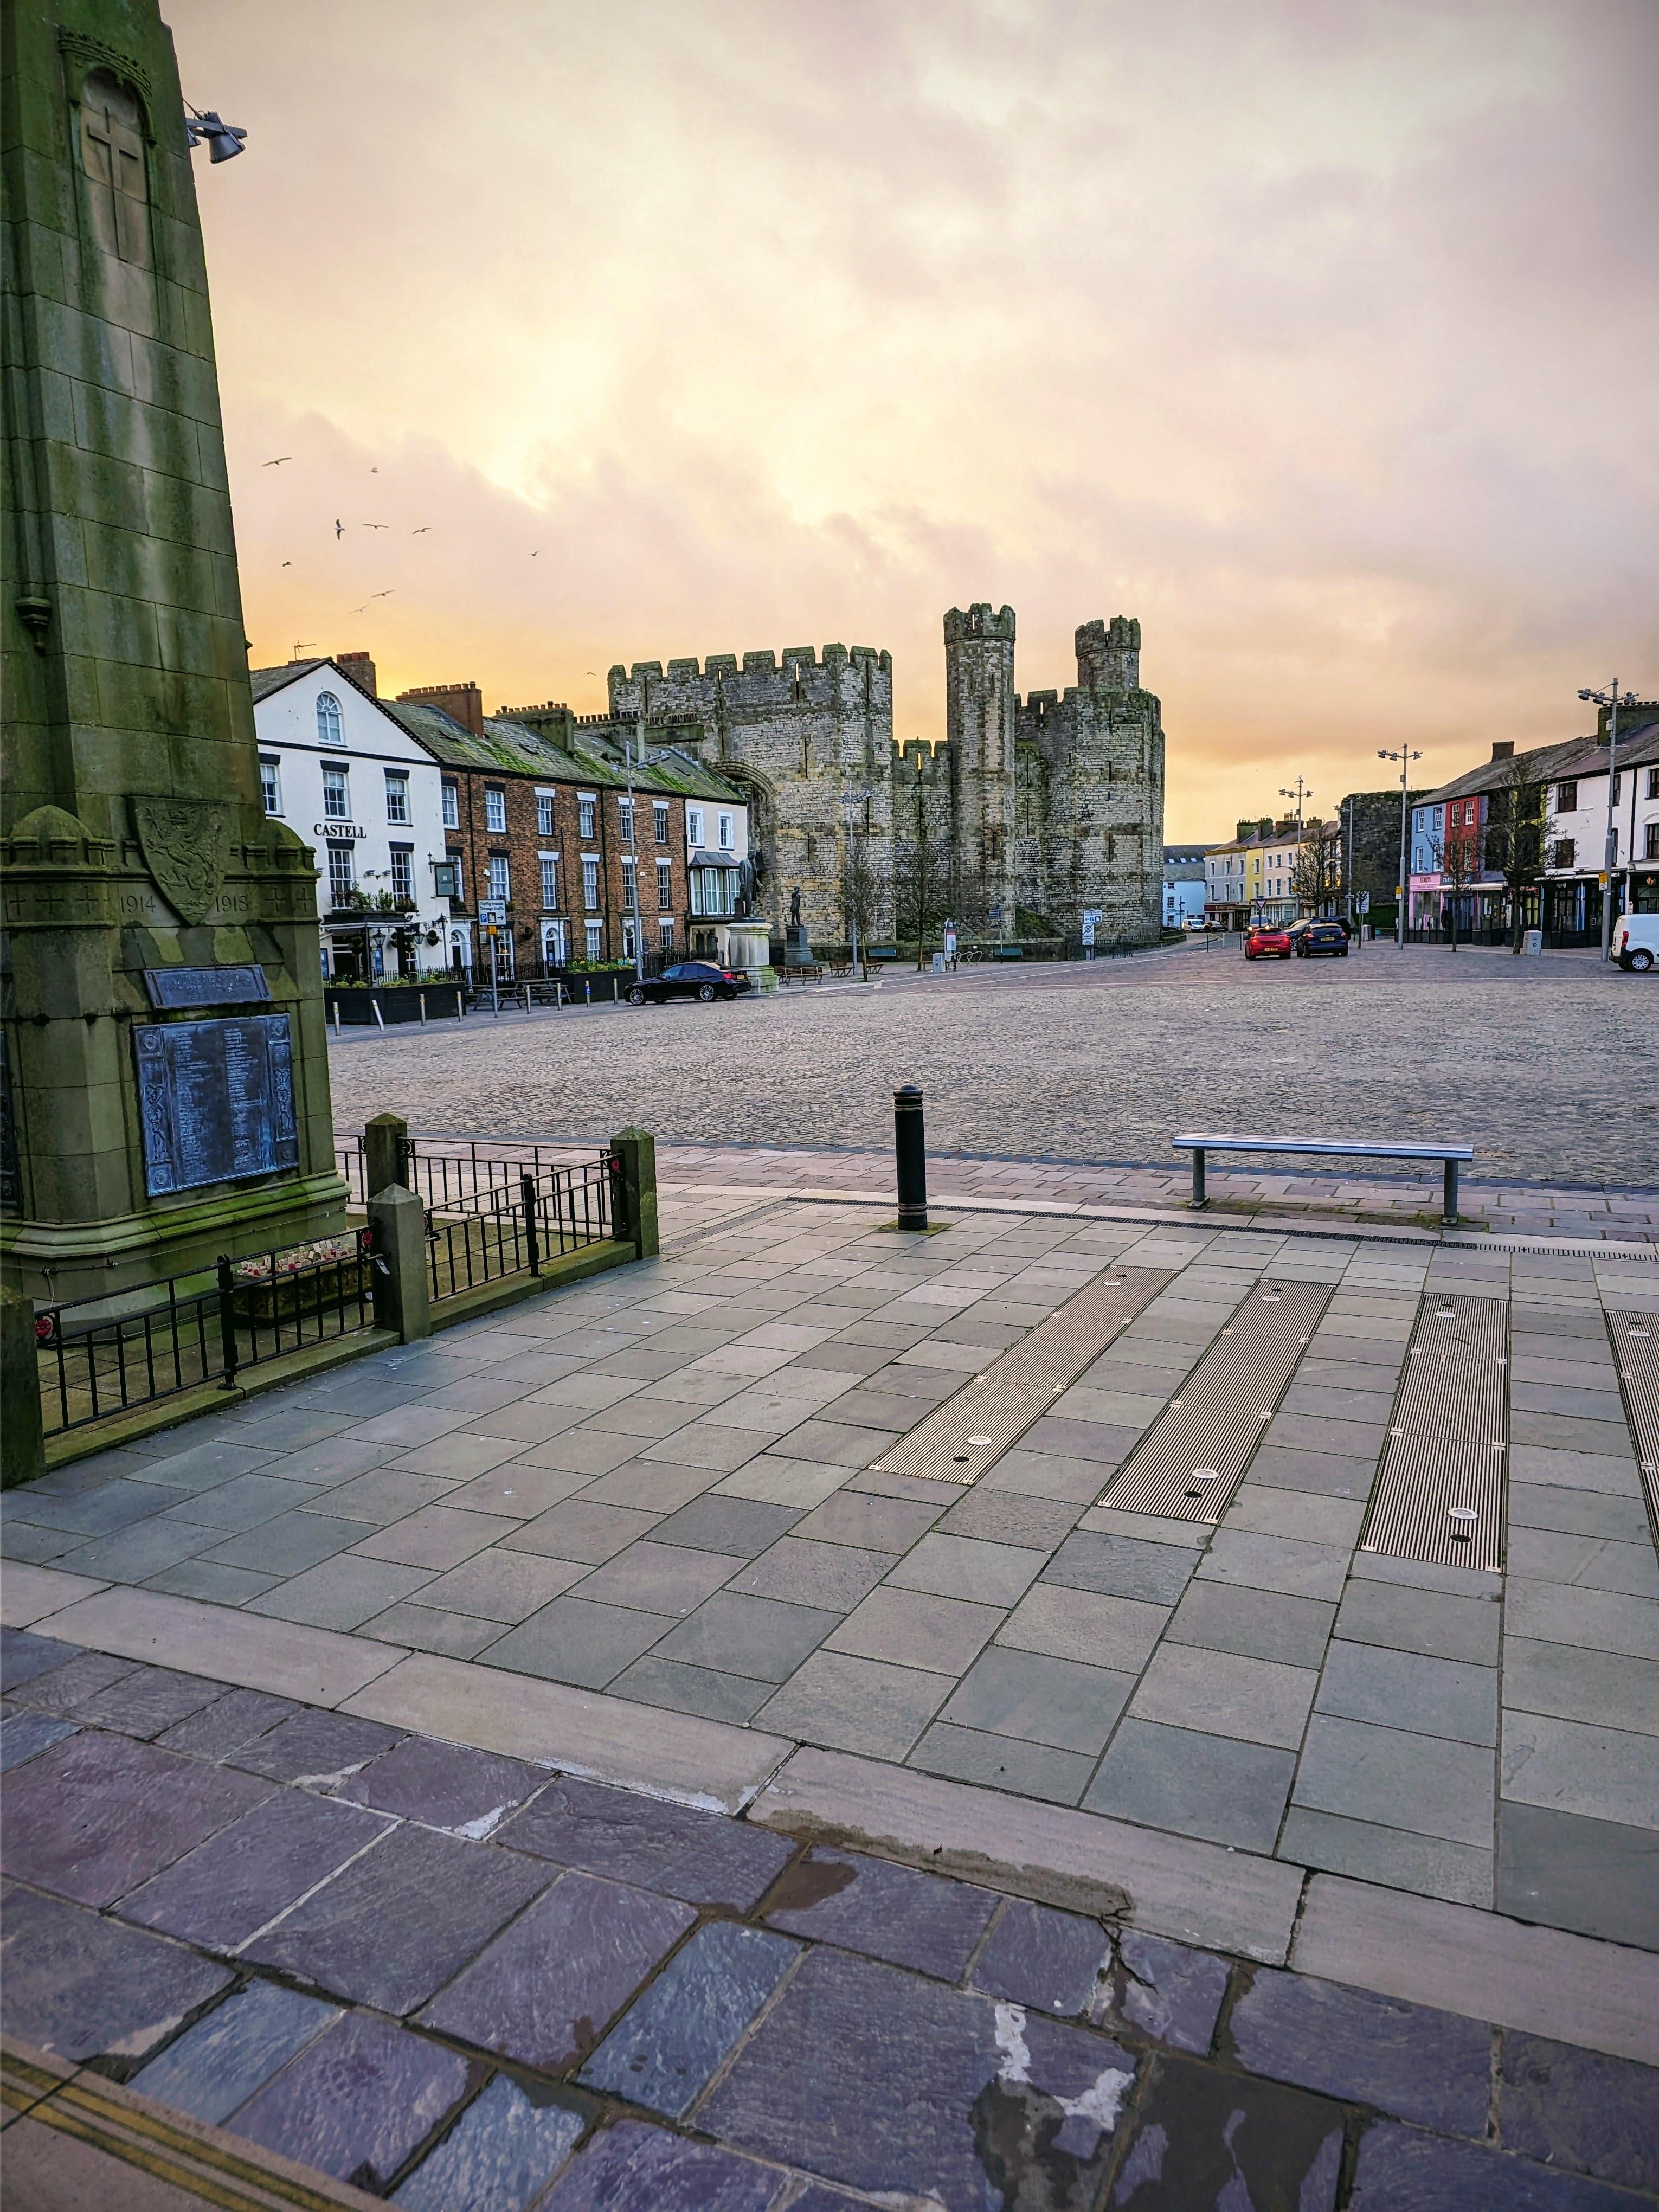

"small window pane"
[316,692,344,745]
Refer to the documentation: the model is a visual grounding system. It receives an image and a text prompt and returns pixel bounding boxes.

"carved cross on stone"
[81,73,148,265]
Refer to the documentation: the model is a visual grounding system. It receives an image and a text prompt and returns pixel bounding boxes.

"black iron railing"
[35,1230,378,1437]
[426,1155,620,1304]
[336,1135,573,1210]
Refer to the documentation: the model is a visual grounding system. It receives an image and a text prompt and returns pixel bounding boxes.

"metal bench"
[1172,1132,1475,1226]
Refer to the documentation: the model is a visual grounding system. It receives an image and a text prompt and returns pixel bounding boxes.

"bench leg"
[1443,1159,1459,1228]
[1192,1150,1206,1208]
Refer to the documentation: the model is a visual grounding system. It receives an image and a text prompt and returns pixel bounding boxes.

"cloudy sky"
[173,0,1657,836]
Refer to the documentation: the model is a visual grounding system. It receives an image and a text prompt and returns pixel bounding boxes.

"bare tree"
[1430,811,1483,951]
[841,817,883,954]
[893,766,947,966]
[1483,754,1549,951]
[1288,827,1342,915]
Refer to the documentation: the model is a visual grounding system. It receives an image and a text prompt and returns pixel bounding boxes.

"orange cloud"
[175,0,1659,837]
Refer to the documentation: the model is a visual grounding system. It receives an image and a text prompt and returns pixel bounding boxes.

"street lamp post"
[1279,778,1311,917]
[1378,746,1423,950]
[1578,681,1628,962]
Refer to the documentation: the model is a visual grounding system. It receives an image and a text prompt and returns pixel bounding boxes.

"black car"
[1290,919,1349,958]
[626,961,751,1005]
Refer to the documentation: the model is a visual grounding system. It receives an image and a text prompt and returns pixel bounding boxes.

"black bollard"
[893,1084,928,1230]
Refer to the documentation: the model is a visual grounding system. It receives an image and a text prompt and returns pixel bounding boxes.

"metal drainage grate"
[866,1265,1175,1486]
[1096,1279,1332,1521]
[1361,1294,1508,1572]
[1607,1310,1659,1544]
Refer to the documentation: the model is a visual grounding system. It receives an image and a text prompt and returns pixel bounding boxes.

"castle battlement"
[610,644,891,687]
[944,603,1017,647]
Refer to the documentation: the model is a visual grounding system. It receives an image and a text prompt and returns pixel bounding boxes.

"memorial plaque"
[134,1015,299,1197]
[143,964,270,1009]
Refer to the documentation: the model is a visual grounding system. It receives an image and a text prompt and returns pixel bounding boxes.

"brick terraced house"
[380,681,751,982]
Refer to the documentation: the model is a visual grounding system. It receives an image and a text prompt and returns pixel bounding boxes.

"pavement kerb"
[659,1181,1659,1259]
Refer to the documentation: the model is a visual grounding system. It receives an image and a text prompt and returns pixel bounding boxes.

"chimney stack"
[396,681,485,737]
[1491,740,1514,761]
[336,651,377,698]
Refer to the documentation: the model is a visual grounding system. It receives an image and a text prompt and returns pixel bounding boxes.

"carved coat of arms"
[130,797,233,925]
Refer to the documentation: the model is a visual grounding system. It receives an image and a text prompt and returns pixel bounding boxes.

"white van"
[1613,915,1658,972]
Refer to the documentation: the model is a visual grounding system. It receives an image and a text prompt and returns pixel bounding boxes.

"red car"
[1245,926,1294,960]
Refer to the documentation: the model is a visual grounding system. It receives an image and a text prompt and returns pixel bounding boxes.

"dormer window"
[316,692,344,745]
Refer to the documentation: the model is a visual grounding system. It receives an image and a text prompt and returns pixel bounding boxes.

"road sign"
[478,900,507,927]
[1081,916,1096,946]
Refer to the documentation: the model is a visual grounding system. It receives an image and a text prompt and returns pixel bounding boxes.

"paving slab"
[970,1898,1115,2018]
[2,1729,273,1907]
[0,1878,233,2062]
[127,1981,342,2125]
[1496,1801,1659,1951]
[24,1583,406,1706]
[340,1650,790,1814]
[1086,1719,1296,1851]
[230,2011,472,2193]
[419,1869,694,2069]
[1292,1873,1659,2066]
[697,1943,1135,2209]
[243,1823,550,2013]
[750,1745,1304,1961]
[119,1790,392,1951]
[1108,2050,1343,2211]
[1228,1966,1491,2133]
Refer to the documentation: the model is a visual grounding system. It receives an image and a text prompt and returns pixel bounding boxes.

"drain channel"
[866,1265,1175,1486]
[1096,1279,1332,1521]
[1361,1294,1507,1572]
[1607,1310,1659,1543]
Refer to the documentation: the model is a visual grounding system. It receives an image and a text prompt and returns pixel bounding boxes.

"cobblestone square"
[324,943,1656,1191]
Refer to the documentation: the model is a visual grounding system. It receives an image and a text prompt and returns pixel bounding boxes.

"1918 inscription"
[134,1015,298,1195]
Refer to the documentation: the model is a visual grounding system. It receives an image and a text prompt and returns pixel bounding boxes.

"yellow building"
[1204,817,1339,927]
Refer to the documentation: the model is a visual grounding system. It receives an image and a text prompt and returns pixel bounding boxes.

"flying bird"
[281,560,292,567]
[333,519,344,538]
[262,455,292,467]
[363,522,388,530]
[371,589,395,599]
[412,526,430,535]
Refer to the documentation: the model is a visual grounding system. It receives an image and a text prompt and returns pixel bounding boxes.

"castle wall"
[601,612,1165,953]
[608,647,894,941]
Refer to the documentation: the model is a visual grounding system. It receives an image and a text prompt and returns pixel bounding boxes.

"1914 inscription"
[134,1015,299,1196]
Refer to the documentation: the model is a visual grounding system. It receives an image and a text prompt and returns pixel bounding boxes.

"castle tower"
[1075,617,1141,692]
[0,1,343,1299]
[943,605,1018,931]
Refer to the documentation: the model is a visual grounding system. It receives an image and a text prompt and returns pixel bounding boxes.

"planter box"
[325,985,465,1026]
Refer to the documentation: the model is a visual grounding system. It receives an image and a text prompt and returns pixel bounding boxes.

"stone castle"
[597,607,1165,950]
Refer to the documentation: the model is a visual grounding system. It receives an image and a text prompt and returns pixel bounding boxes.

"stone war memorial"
[0,0,344,1311]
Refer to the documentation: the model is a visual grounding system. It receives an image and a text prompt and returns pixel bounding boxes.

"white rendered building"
[250,658,458,982]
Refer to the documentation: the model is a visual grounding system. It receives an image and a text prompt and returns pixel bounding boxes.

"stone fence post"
[368,1185,431,1342]
[1,1282,47,1489]
[610,1127,659,1260]
[363,1111,409,1199]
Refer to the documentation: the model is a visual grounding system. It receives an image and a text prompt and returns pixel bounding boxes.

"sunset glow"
[175,0,1659,836]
